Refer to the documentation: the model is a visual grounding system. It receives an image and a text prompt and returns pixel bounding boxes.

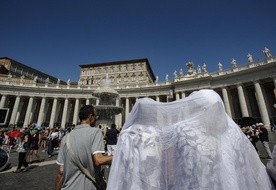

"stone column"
[118,113,122,128]
[274,78,276,98]
[44,100,51,124]
[61,98,69,128]
[86,98,90,105]
[37,97,46,125]
[49,98,58,128]
[181,92,186,99]
[125,97,129,121]
[115,98,120,127]
[96,98,100,106]
[118,97,123,128]
[254,81,270,127]
[9,96,21,125]
[56,100,62,126]
[23,96,34,127]
[175,92,180,100]
[237,84,249,117]
[156,95,160,102]
[0,95,7,108]
[222,88,232,117]
[73,98,80,125]
[30,99,38,124]
[15,100,24,125]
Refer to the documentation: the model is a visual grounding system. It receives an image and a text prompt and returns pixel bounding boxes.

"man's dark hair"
[79,105,95,121]
[111,123,116,128]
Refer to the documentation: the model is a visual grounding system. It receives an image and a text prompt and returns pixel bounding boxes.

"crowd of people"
[240,122,273,159]
[0,112,120,180]
[0,124,74,173]
[1,105,275,189]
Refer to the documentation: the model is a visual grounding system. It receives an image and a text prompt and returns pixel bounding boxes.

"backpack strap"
[66,133,99,187]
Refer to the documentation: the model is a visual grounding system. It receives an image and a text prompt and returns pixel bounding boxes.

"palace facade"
[0,50,276,129]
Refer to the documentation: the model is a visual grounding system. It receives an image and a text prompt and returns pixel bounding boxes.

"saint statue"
[247,53,253,63]
[57,78,60,85]
[218,62,223,71]
[197,65,201,73]
[179,69,184,77]
[186,61,194,75]
[45,77,50,84]
[231,58,237,68]
[202,63,207,73]
[173,70,178,79]
[263,47,272,58]
[165,74,169,81]
[67,79,70,86]
[155,76,159,83]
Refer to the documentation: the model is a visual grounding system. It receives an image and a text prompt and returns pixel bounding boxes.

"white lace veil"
[107,89,274,190]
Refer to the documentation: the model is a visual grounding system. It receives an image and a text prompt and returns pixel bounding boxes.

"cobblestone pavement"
[1,133,276,190]
[0,149,58,190]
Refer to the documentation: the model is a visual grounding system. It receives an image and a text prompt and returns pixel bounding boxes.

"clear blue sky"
[1,0,275,82]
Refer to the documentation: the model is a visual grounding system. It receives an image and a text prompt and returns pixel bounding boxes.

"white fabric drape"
[107,89,274,190]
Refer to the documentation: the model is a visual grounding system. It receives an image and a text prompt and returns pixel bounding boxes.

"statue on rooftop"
[67,79,70,86]
[173,70,178,79]
[202,63,207,73]
[165,74,169,82]
[231,58,237,69]
[247,53,253,63]
[186,61,195,75]
[263,47,272,58]
[218,62,223,71]
[197,65,201,73]
[155,76,159,83]
[179,69,184,77]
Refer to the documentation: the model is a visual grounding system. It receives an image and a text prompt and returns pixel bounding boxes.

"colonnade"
[120,79,273,127]
[0,79,275,129]
[0,96,91,128]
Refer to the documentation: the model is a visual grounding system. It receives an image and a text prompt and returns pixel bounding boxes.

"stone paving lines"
[0,150,58,190]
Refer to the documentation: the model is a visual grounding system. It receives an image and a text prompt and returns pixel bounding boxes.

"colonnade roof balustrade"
[0,56,275,89]
[0,52,276,129]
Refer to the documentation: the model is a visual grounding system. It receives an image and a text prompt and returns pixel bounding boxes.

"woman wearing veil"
[107,89,274,190]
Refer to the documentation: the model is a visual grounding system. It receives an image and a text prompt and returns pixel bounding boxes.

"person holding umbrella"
[6,127,21,153]
[13,132,30,173]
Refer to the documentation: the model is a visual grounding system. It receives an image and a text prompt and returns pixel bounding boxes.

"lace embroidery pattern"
[107,90,274,190]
